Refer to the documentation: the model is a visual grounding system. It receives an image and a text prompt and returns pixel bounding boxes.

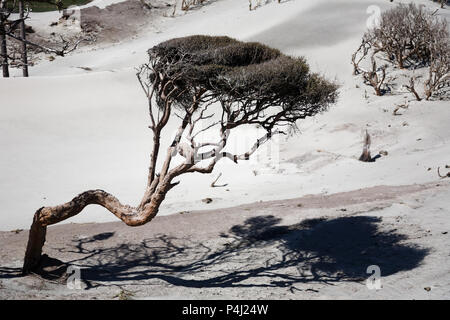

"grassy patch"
[11,0,93,13]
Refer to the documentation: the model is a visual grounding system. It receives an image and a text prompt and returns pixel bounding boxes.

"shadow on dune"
[24,213,429,290]
[0,267,21,279]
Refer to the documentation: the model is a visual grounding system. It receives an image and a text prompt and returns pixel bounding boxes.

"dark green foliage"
[147,35,338,130]
[149,35,283,91]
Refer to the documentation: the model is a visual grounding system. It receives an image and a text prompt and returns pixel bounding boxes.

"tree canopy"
[146,35,339,131]
[23,35,339,273]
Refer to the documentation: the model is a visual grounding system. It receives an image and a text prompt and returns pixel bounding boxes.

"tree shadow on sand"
[17,214,428,290]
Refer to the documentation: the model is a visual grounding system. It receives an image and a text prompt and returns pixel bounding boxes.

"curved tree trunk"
[21,51,214,274]
[22,77,201,274]
[22,209,46,274]
[22,185,174,273]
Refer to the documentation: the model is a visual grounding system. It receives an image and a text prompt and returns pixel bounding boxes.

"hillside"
[0,0,449,299]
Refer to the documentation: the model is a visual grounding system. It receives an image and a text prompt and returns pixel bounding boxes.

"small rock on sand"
[202,198,213,204]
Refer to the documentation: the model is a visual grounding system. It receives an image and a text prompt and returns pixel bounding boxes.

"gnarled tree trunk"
[23,179,179,273]
[359,130,373,162]
[0,14,9,78]
[19,0,28,77]
[22,74,195,273]
[22,62,205,273]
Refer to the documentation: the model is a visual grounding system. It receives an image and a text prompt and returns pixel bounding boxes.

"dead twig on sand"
[393,102,409,116]
[211,172,228,188]
[437,166,450,178]
[359,130,373,162]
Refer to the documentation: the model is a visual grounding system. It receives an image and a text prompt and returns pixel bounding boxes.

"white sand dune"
[0,0,449,299]
[1,0,448,231]
[1,181,449,299]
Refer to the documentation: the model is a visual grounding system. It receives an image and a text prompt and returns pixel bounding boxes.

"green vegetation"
[10,0,92,13]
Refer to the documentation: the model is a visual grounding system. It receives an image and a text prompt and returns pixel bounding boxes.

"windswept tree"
[353,3,448,69]
[23,35,338,273]
[352,3,449,99]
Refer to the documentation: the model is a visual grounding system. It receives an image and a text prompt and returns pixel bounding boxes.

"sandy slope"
[1,0,449,231]
[0,0,449,299]
[1,181,449,299]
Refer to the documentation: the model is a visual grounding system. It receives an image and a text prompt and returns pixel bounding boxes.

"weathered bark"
[405,77,422,101]
[22,209,46,274]
[397,51,404,69]
[0,15,9,78]
[359,130,373,162]
[148,133,160,184]
[360,54,386,96]
[19,0,28,77]
[138,132,161,209]
[410,88,422,101]
[22,187,175,273]
[23,94,194,273]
